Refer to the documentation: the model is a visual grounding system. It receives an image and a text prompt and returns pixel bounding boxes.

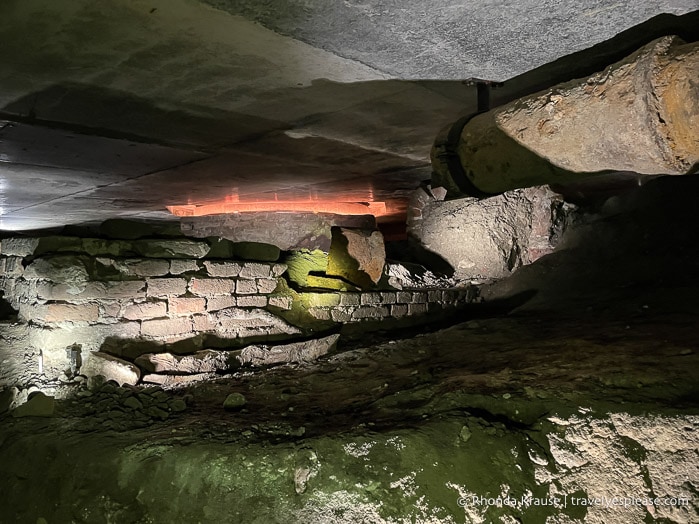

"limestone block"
[203,261,243,278]
[81,351,140,386]
[81,238,136,257]
[169,297,207,315]
[237,295,268,308]
[235,279,258,295]
[285,250,328,287]
[352,306,389,320]
[189,278,236,297]
[134,239,210,259]
[147,278,188,297]
[427,290,442,302]
[135,349,236,374]
[192,314,215,332]
[206,296,237,312]
[327,227,386,289]
[412,292,428,303]
[237,334,340,367]
[28,323,141,354]
[170,259,200,275]
[141,317,192,338]
[256,278,279,294]
[122,301,168,321]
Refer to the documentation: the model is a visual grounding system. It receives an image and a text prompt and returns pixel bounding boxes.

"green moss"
[285,249,328,287]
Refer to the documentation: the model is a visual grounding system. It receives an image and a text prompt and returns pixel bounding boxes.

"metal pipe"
[431,36,699,198]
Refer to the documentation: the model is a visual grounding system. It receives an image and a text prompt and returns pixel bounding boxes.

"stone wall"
[0,235,475,392]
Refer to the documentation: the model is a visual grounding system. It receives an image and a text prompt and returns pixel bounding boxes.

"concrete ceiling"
[0,0,696,231]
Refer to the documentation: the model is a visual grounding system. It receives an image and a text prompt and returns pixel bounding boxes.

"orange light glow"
[167,200,388,217]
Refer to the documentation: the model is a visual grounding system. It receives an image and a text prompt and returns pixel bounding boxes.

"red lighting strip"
[167,201,388,217]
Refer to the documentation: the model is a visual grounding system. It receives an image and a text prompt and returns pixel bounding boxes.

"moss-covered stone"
[285,249,328,287]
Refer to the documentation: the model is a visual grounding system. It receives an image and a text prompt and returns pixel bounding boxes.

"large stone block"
[80,351,140,386]
[0,238,41,256]
[135,349,236,374]
[170,259,200,275]
[133,239,210,259]
[23,256,90,290]
[237,334,340,367]
[327,228,386,289]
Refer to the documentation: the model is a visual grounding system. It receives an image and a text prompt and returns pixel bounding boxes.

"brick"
[380,291,397,304]
[270,264,287,278]
[308,307,331,320]
[396,291,412,303]
[192,313,214,332]
[330,307,353,322]
[236,295,268,308]
[408,303,428,316]
[147,278,188,297]
[352,305,389,320]
[268,295,292,310]
[206,296,237,311]
[44,303,100,323]
[169,297,207,315]
[189,278,236,297]
[360,292,382,305]
[391,304,409,318]
[427,290,442,302]
[256,278,279,294]
[122,301,167,321]
[99,301,122,320]
[339,293,361,306]
[170,259,200,275]
[203,261,242,277]
[235,279,258,295]
[141,317,192,338]
[412,292,428,304]
[239,262,272,279]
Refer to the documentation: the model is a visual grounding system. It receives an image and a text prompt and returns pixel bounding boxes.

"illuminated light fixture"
[167,200,388,217]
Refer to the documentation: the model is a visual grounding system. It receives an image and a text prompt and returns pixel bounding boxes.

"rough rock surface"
[408,185,575,281]
[327,228,386,289]
[80,352,140,386]
[238,334,340,367]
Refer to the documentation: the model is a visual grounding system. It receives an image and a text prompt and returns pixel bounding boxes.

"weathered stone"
[36,280,146,301]
[0,257,24,277]
[204,237,236,259]
[189,278,236,296]
[109,258,170,277]
[11,392,55,418]
[235,279,258,295]
[223,392,246,410]
[233,242,281,262]
[141,317,192,338]
[206,296,237,311]
[23,256,90,290]
[0,238,40,256]
[238,334,340,367]
[134,239,210,259]
[203,261,243,278]
[169,259,200,275]
[236,295,268,308]
[360,292,382,305]
[81,238,135,257]
[285,249,328,287]
[268,295,292,310]
[351,305,389,320]
[122,301,167,321]
[168,297,207,315]
[146,278,188,297]
[213,307,301,338]
[181,212,376,251]
[327,228,386,289]
[135,349,236,374]
[408,185,575,280]
[256,278,279,294]
[330,307,353,322]
[142,373,216,386]
[80,352,140,386]
[169,399,187,412]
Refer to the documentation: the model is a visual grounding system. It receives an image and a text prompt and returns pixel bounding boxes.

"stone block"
[206,296,237,311]
[428,290,442,302]
[114,258,170,277]
[135,349,236,374]
[80,351,140,386]
[239,262,273,279]
[327,227,386,289]
[396,291,413,303]
[238,334,340,367]
[270,264,287,278]
[36,280,146,301]
[81,238,136,257]
[330,307,353,322]
[235,279,258,295]
[268,295,293,310]
[380,292,397,304]
[189,277,236,297]
[412,292,428,303]
[339,293,361,306]
[213,307,301,337]
[391,304,409,318]
[134,239,210,259]
[141,317,192,338]
[308,307,331,321]
[0,238,40,256]
[237,295,268,308]
[168,297,207,316]
[147,278,188,297]
[285,250,328,287]
[122,301,168,321]
[408,303,428,316]
[142,373,216,386]
[360,292,382,305]
[23,256,89,286]
[256,278,279,294]
[170,259,200,275]
[203,261,242,278]
[352,306,389,320]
